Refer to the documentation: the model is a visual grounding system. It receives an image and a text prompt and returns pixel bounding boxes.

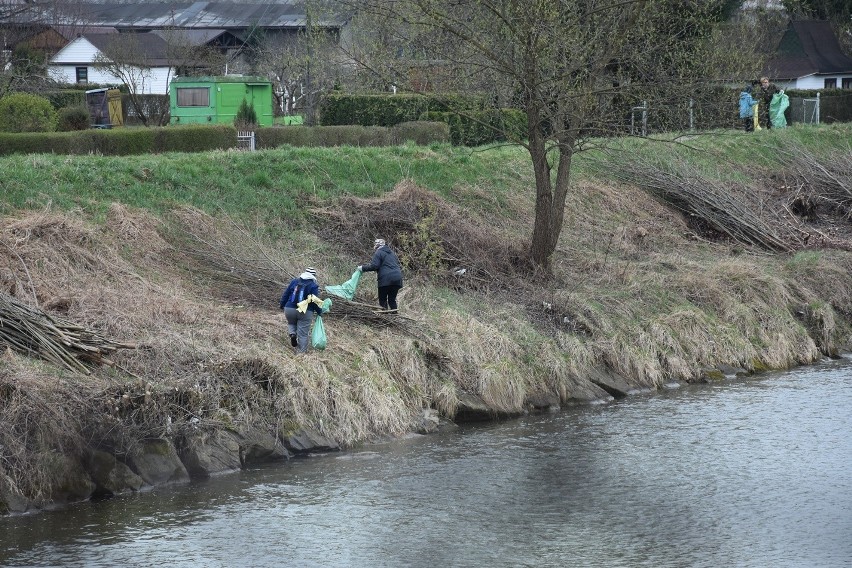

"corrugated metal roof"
[48,2,344,30]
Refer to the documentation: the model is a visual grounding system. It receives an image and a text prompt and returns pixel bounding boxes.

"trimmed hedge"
[256,121,450,149]
[153,125,236,152]
[319,93,487,127]
[0,122,449,156]
[421,109,527,146]
[0,125,237,156]
[390,121,452,146]
[43,90,87,110]
[785,89,852,124]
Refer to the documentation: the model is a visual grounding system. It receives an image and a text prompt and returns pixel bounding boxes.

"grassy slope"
[2,125,852,504]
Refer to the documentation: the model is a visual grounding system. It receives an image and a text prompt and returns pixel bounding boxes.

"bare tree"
[345,0,745,267]
[257,28,348,121]
[255,2,351,124]
[1,0,52,96]
[92,35,154,125]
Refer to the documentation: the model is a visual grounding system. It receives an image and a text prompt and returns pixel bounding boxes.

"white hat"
[374,238,386,250]
[300,267,317,280]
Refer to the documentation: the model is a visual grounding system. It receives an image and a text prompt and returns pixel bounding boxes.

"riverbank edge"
[0,349,836,517]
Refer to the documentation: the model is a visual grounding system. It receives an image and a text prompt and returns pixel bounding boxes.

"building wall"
[48,64,173,94]
[783,75,852,90]
[49,38,173,94]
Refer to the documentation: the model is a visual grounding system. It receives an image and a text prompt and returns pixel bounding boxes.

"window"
[824,78,837,89]
[176,87,210,107]
[75,67,88,84]
[843,78,852,90]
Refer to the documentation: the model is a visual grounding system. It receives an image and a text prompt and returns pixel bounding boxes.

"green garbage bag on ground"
[311,315,327,350]
[325,270,362,300]
[770,91,789,128]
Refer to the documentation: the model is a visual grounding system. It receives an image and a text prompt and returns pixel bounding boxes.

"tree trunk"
[528,127,554,267]
[547,143,573,254]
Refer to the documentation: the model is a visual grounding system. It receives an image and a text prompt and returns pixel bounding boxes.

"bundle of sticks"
[591,153,803,252]
[171,208,426,339]
[0,293,135,374]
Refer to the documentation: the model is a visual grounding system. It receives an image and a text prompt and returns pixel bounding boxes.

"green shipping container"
[169,76,274,127]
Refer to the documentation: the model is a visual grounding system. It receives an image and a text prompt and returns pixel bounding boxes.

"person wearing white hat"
[357,238,403,311]
[279,267,321,352]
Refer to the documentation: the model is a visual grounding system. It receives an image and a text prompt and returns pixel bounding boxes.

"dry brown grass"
[3,166,852,506]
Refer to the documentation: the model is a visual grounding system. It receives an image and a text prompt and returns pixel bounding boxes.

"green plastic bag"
[325,269,362,300]
[770,91,789,129]
[311,315,327,350]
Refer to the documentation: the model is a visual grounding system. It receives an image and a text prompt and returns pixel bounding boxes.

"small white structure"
[48,33,174,95]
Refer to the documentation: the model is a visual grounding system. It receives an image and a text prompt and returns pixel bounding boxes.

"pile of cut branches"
[313,180,532,292]
[776,142,852,218]
[0,293,135,374]
[168,206,290,307]
[590,153,805,252]
[167,207,427,339]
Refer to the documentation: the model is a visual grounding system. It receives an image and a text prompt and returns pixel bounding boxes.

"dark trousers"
[378,284,401,310]
[743,117,754,132]
[761,104,772,129]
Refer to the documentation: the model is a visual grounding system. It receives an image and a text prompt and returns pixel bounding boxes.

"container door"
[107,89,124,127]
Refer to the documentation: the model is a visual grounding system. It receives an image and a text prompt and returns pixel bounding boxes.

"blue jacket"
[280,277,322,313]
[362,245,403,288]
[739,91,757,119]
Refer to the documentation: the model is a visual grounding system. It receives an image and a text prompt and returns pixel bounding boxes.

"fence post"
[816,92,820,125]
[689,98,694,131]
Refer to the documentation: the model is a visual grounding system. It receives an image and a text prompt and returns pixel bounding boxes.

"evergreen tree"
[235,98,258,129]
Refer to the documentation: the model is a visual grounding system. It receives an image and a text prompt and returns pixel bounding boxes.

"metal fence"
[237,131,256,151]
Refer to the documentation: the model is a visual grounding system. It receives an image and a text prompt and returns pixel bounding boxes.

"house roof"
[51,25,119,41]
[38,2,345,30]
[150,28,234,47]
[766,20,852,80]
[55,32,174,66]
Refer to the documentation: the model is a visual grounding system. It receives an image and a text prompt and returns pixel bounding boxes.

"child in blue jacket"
[739,84,757,132]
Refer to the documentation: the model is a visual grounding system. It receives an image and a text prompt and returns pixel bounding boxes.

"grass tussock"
[3,125,852,506]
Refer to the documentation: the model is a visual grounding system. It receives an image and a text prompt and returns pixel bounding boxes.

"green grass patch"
[0,143,531,221]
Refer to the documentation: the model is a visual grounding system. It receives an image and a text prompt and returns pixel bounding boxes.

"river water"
[2,358,851,568]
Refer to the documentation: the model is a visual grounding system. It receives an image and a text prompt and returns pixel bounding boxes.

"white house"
[48,33,175,95]
[766,20,852,90]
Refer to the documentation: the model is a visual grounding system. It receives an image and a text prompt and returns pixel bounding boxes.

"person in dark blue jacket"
[280,267,322,353]
[358,238,403,311]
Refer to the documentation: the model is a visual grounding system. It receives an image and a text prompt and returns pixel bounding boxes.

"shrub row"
[319,93,487,127]
[42,90,87,110]
[0,125,237,156]
[256,121,449,149]
[0,122,450,156]
[420,109,527,146]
